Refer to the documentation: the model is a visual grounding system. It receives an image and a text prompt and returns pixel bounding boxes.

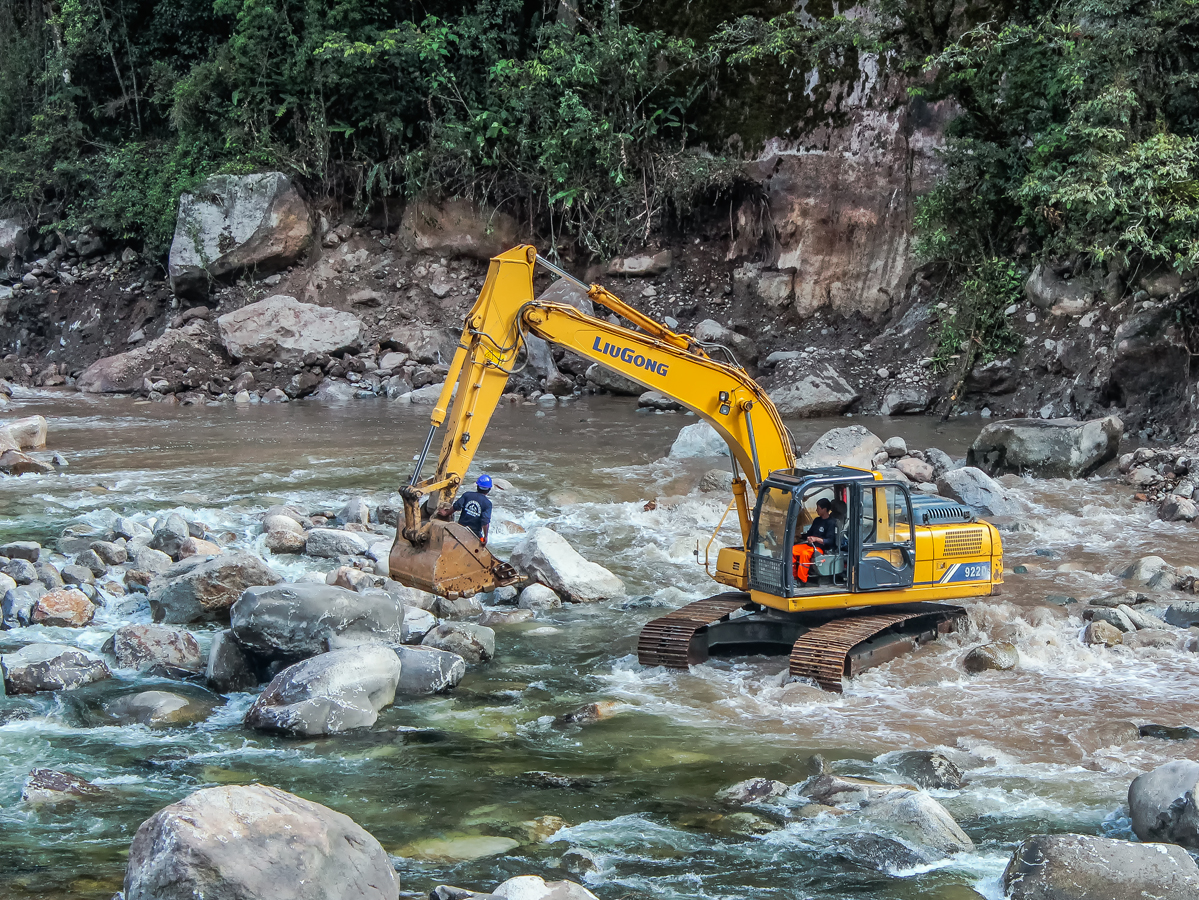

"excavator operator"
[804,499,837,550]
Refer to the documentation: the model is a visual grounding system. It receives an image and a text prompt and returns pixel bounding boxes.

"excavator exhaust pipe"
[388,521,519,599]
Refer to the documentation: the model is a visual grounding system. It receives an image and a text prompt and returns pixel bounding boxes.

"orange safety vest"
[792,543,822,583]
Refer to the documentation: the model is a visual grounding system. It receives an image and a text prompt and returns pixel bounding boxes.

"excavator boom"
[390,245,796,596]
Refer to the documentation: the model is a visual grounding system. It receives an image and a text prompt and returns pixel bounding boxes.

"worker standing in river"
[452,474,493,545]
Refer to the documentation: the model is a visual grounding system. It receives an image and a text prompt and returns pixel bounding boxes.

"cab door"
[852,482,916,591]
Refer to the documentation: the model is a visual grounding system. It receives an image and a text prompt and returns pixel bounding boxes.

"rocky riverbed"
[2,392,1199,899]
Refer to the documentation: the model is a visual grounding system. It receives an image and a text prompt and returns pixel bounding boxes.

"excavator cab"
[746,468,917,603]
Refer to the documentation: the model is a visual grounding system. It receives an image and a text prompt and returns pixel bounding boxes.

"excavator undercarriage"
[637,598,967,692]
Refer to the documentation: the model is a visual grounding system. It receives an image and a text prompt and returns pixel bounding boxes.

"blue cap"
[476,474,492,490]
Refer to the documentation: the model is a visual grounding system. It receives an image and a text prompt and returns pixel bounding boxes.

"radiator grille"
[942,529,984,557]
[749,554,787,594]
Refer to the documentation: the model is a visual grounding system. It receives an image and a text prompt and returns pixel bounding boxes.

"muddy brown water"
[1,392,1197,899]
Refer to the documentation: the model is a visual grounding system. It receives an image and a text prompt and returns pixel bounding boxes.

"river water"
[1,392,1197,900]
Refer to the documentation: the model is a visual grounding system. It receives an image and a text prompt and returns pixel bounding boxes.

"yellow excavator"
[390,246,1003,691]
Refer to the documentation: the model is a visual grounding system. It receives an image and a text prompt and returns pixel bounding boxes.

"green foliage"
[916,0,1199,274]
[930,258,1026,372]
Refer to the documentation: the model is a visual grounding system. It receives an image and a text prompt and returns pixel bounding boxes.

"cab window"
[754,487,792,558]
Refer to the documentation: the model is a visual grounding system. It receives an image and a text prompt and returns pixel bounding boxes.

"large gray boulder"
[584,363,643,396]
[206,630,258,693]
[244,646,401,735]
[796,426,883,469]
[967,416,1123,478]
[149,553,282,624]
[1,643,111,693]
[168,172,314,300]
[395,646,466,695]
[230,583,404,660]
[1002,832,1199,900]
[767,362,860,417]
[668,421,730,458]
[936,466,1019,517]
[422,622,495,664]
[510,527,624,602]
[304,528,369,558]
[1129,760,1199,849]
[111,624,203,673]
[124,784,399,900]
[217,295,363,364]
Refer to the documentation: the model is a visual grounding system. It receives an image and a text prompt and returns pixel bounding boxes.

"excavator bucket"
[388,521,519,598]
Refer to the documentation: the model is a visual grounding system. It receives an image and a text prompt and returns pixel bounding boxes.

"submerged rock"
[510,527,624,602]
[885,750,965,790]
[124,784,398,900]
[21,768,107,805]
[149,553,282,624]
[1002,832,1199,900]
[668,421,730,458]
[1129,759,1199,849]
[967,416,1123,478]
[716,778,789,805]
[1,643,111,693]
[244,646,401,736]
[104,690,215,728]
[230,583,403,660]
[400,834,521,864]
[422,622,495,664]
[962,641,1019,673]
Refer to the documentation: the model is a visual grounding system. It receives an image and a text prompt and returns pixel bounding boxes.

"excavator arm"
[390,244,797,597]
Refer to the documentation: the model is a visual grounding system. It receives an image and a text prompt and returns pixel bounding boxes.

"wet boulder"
[510,527,624,602]
[422,622,496,664]
[305,528,369,558]
[967,416,1123,478]
[244,646,401,736]
[716,778,789,805]
[491,876,599,900]
[149,513,191,560]
[4,557,36,585]
[104,690,215,728]
[962,641,1019,673]
[0,540,41,562]
[832,832,937,872]
[767,362,860,417]
[936,466,1019,517]
[217,295,363,364]
[668,421,730,458]
[0,415,47,451]
[22,768,107,805]
[1129,759,1199,849]
[885,750,964,790]
[2,583,45,628]
[124,784,399,900]
[205,630,258,693]
[796,426,883,469]
[111,624,203,673]
[1,643,111,693]
[89,540,127,566]
[395,645,466,695]
[135,546,172,574]
[1165,601,1199,628]
[584,363,643,396]
[1084,620,1123,647]
[31,588,96,627]
[0,449,53,475]
[168,172,314,301]
[74,548,108,577]
[401,607,437,643]
[880,385,933,417]
[230,583,403,660]
[265,529,307,554]
[518,583,562,611]
[149,553,281,624]
[1002,832,1199,900]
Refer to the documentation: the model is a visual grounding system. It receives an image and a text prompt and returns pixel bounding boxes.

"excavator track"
[789,606,966,692]
[637,596,754,668]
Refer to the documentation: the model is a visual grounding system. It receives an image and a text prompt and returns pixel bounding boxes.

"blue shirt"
[452,490,492,538]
